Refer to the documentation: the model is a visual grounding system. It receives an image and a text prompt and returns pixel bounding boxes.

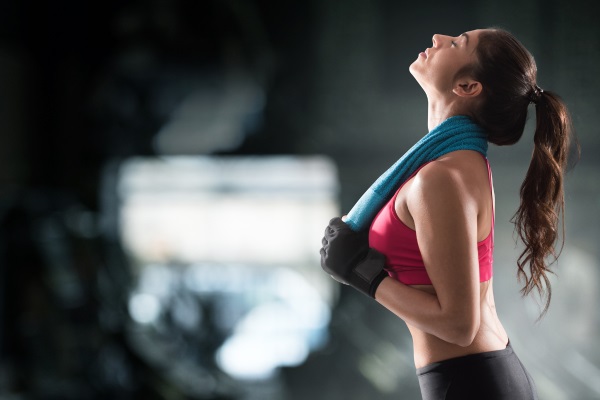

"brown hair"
[462,29,577,315]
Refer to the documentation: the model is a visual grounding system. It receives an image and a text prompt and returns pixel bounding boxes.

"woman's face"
[410,29,485,95]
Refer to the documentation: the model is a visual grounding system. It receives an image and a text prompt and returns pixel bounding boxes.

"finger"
[325,222,340,240]
[328,217,347,230]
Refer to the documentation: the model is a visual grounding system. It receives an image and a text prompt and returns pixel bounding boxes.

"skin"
[373,29,509,368]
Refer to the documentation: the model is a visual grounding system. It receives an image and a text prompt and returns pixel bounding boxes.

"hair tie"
[530,84,544,104]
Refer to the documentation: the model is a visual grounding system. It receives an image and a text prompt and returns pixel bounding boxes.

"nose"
[432,34,450,48]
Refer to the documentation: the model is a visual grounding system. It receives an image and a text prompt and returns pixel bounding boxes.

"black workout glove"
[319,217,388,298]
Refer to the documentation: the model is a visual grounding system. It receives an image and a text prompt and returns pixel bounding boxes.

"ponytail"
[512,90,575,315]
[468,29,579,315]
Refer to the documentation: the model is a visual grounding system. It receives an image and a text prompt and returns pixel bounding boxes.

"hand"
[320,217,388,298]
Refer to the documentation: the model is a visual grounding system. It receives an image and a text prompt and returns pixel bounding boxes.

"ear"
[452,79,482,98]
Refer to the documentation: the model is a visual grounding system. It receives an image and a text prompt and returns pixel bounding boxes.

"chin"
[409,59,424,79]
[409,65,424,86]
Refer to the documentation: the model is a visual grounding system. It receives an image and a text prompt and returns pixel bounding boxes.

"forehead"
[464,29,492,40]
[462,29,488,54]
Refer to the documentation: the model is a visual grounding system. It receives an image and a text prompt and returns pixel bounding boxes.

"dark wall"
[1,0,598,399]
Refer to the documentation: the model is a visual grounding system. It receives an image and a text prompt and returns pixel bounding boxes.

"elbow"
[452,327,478,347]
[446,317,479,347]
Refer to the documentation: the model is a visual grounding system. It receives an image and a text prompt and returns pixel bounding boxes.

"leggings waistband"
[417,341,513,376]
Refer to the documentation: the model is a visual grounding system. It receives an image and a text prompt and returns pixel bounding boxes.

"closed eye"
[451,40,457,47]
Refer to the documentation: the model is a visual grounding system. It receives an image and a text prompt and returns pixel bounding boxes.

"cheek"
[409,57,456,91]
[427,58,456,86]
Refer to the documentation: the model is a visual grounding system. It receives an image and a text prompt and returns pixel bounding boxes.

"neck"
[426,95,470,131]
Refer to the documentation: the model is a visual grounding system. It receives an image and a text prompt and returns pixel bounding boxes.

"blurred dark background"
[1,0,599,399]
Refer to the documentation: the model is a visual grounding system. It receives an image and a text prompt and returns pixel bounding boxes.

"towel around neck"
[344,115,488,231]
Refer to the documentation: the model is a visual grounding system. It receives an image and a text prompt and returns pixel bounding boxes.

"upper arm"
[407,164,480,324]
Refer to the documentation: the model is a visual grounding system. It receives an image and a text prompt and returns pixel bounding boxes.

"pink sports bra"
[369,157,494,285]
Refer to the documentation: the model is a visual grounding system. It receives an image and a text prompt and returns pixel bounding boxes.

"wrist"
[352,248,388,298]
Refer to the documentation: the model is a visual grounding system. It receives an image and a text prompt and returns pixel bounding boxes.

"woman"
[320,28,575,400]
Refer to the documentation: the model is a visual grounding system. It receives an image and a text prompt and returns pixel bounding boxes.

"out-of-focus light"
[272,268,331,329]
[116,156,338,266]
[215,302,313,380]
[214,268,331,381]
[128,293,161,324]
[115,156,338,383]
[216,334,309,381]
[137,263,175,298]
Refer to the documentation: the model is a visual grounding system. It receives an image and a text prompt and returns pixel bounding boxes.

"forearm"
[375,277,479,346]
[320,217,479,346]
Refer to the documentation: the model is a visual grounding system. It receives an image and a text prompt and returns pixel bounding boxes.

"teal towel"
[344,115,488,231]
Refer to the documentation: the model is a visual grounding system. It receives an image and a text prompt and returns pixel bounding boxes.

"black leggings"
[416,342,538,400]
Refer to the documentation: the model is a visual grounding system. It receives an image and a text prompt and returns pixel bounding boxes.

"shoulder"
[408,151,485,210]
[413,152,475,192]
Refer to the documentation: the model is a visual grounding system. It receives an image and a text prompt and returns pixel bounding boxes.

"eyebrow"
[461,32,470,45]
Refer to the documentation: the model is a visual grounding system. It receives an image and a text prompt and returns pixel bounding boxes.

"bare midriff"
[408,280,509,369]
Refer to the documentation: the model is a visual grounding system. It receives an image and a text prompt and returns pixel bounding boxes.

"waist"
[408,280,508,368]
[410,326,509,369]
[416,341,513,375]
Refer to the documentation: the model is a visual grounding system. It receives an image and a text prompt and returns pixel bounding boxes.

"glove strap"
[353,249,388,298]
